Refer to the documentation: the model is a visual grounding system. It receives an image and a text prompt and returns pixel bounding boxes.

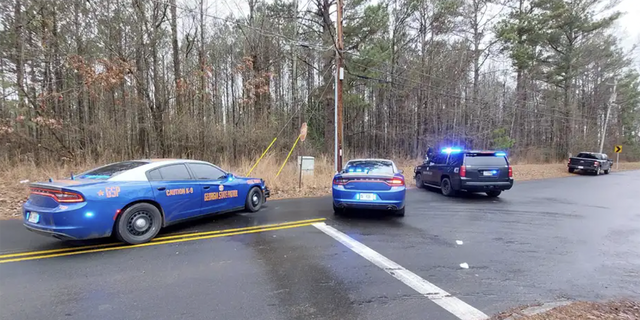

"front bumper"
[459,180,513,192]
[263,186,270,199]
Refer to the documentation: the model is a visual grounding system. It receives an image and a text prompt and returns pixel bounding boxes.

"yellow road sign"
[614,145,622,153]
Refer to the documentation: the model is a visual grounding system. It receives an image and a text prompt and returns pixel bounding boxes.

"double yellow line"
[0,218,325,264]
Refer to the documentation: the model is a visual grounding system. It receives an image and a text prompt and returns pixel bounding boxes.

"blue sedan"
[332,158,406,216]
[22,159,270,244]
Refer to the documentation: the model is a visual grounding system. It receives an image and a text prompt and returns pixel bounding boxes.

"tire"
[595,168,601,176]
[115,203,163,245]
[415,174,424,188]
[604,168,610,174]
[245,187,263,212]
[333,203,343,215]
[568,168,574,173]
[394,207,405,217]
[486,190,502,198]
[440,178,455,197]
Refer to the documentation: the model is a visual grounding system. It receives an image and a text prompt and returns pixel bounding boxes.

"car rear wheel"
[115,203,162,245]
[333,203,343,215]
[415,174,424,188]
[568,168,574,173]
[486,190,502,198]
[245,187,263,212]
[441,178,455,197]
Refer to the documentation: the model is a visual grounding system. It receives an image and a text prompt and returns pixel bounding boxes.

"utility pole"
[334,0,344,172]
[599,78,616,153]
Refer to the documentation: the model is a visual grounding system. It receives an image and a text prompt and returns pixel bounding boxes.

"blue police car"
[332,158,406,216]
[23,159,270,244]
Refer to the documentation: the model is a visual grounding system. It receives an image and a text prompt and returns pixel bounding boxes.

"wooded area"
[1,0,639,166]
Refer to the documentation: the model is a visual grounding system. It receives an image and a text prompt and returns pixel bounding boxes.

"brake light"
[460,165,466,177]
[508,166,513,178]
[30,187,84,203]
[386,177,405,186]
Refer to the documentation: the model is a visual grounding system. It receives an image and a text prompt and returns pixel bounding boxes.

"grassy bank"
[1,157,639,219]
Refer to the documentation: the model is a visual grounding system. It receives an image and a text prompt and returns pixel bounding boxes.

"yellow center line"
[0,221,317,264]
[0,218,326,259]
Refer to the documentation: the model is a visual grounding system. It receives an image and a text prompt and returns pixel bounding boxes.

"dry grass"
[492,300,640,319]
[1,157,639,219]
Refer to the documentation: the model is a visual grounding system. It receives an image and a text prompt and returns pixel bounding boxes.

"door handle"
[203,186,210,190]
[157,187,166,191]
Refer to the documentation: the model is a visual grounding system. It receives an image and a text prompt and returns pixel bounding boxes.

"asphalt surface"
[1,170,640,320]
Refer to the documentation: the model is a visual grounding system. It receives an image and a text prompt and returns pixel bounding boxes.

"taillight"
[333,177,347,185]
[460,165,466,177]
[508,166,513,178]
[386,177,405,186]
[30,188,84,203]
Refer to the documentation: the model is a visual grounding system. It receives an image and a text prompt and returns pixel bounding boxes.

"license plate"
[483,171,495,176]
[28,212,40,223]
[359,193,376,201]
[578,166,584,169]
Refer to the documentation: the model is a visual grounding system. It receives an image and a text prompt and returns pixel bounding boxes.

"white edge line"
[312,222,489,320]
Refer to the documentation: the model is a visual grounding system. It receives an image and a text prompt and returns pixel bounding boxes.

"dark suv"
[414,149,514,197]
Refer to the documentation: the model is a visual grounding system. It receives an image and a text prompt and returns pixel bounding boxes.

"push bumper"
[263,186,271,199]
[459,180,514,192]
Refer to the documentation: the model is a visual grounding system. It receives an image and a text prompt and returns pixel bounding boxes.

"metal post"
[299,156,303,189]
[617,152,619,170]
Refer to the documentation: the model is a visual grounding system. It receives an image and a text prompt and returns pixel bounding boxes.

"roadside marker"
[313,222,488,320]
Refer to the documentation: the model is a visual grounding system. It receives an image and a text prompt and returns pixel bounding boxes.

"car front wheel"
[415,174,424,188]
[245,187,264,212]
[115,203,163,245]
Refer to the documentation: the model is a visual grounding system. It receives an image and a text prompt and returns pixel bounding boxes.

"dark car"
[568,152,613,175]
[414,148,514,197]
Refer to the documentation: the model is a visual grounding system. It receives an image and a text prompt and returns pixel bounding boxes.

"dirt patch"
[493,300,640,319]
[1,160,639,219]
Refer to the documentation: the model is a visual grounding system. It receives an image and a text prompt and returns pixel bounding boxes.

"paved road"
[1,170,640,320]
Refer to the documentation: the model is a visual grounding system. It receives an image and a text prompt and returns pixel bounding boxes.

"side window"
[157,164,192,181]
[188,163,227,180]
[147,169,162,181]
[448,153,463,166]
[433,154,448,165]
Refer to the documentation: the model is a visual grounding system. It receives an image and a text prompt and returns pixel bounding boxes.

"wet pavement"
[1,170,639,319]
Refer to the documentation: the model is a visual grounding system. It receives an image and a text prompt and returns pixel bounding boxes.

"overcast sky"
[205,0,639,67]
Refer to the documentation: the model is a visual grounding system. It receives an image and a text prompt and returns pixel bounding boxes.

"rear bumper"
[332,186,405,210]
[568,164,598,171]
[22,202,114,240]
[459,179,514,192]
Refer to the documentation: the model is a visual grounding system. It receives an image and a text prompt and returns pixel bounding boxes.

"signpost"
[614,145,622,170]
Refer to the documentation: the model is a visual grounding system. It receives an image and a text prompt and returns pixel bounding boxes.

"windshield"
[464,154,508,166]
[344,160,395,175]
[78,161,149,179]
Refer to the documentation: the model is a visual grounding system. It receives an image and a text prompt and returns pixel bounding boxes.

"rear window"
[344,160,395,175]
[464,154,508,166]
[576,153,598,159]
[78,161,149,179]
